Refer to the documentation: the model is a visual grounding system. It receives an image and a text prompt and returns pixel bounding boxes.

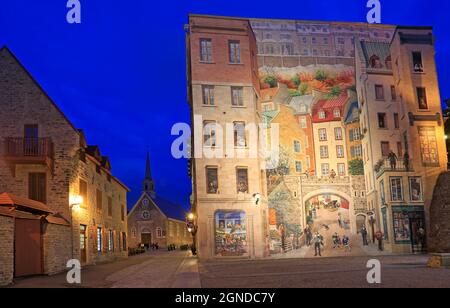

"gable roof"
[262,109,280,125]
[289,95,315,115]
[0,46,80,135]
[0,192,53,214]
[129,192,188,223]
[311,93,349,123]
[344,101,359,124]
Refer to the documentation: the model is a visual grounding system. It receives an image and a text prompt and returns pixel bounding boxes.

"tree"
[264,75,278,88]
[348,159,364,176]
[315,70,328,82]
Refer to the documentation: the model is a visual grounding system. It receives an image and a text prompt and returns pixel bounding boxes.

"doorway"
[14,218,43,277]
[141,232,152,249]
[24,124,39,155]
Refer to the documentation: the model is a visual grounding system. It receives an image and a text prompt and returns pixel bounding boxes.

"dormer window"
[319,110,326,119]
[333,108,341,118]
[370,55,382,68]
[299,104,307,113]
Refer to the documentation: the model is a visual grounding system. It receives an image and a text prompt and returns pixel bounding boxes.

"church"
[127,154,192,249]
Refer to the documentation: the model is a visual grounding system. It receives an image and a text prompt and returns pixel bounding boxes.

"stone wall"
[43,223,72,275]
[0,215,14,286]
[429,172,450,253]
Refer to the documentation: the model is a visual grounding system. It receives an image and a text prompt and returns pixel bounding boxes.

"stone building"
[0,47,128,285]
[128,154,191,249]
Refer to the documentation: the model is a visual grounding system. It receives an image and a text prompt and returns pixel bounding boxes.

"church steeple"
[143,152,155,196]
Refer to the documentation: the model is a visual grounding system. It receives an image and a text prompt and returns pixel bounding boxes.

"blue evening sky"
[0,0,448,210]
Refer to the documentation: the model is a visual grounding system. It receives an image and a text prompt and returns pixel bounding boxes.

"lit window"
[97,227,102,253]
[390,177,403,201]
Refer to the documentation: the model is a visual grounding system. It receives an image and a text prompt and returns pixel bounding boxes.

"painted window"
[412,52,424,73]
[337,163,346,176]
[319,128,327,141]
[409,177,423,202]
[200,39,213,62]
[390,85,397,101]
[394,113,400,129]
[295,161,303,173]
[333,108,341,118]
[319,110,326,119]
[378,113,387,129]
[203,121,216,147]
[202,85,215,106]
[97,227,102,253]
[236,168,249,194]
[418,126,439,166]
[156,227,163,238]
[390,177,403,201]
[215,211,247,257]
[321,163,330,176]
[233,122,246,148]
[231,87,244,106]
[229,41,241,64]
[294,140,302,153]
[206,167,219,194]
[417,87,428,110]
[381,141,390,157]
[320,146,329,158]
[336,145,345,158]
[299,117,307,128]
[334,127,343,140]
[109,230,114,252]
[375,85,385,100]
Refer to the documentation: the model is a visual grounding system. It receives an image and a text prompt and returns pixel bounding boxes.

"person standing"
[388,151,398,170]
[361,226,369,246]
[342,235,351,252]
[304,226,312,247]
[375,230,384,251]
[313,232,324,257]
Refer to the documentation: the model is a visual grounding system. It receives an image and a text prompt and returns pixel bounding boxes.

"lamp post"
[368,212,376,244]
[186,212,198,256]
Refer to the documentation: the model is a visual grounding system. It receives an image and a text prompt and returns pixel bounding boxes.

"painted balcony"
[375,158,413,179]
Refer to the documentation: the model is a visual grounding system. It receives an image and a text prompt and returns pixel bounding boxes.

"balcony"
[2,138,54,176]
[375,158,413,179]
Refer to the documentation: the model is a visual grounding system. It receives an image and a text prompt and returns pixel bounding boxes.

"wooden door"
[14,218,43,277]
[141,233,152,247]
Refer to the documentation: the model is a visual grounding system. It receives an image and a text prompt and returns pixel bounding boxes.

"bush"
[264,76,278,88]
[348,159,364,176]
[315,70,328,82]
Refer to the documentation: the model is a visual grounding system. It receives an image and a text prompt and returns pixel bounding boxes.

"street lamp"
[368,212,376,244]
[70,195,83,211]
[186,212,198,255]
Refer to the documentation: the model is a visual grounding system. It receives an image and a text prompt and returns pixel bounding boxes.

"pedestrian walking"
[313,232,324,257]
[360,226,369,246]
[342,235,351,252]
[375,231,384,251]
[332,233,340,249]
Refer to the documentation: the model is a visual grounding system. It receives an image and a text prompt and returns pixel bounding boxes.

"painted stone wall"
[0,215,14,286]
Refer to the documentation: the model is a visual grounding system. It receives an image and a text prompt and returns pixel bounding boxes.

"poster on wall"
[215,211,247,256]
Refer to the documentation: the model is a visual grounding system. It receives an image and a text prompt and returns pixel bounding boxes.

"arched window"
[370,55,382,68]
[156,227,163,238]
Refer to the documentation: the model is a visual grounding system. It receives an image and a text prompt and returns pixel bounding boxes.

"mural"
[215,211,247,256]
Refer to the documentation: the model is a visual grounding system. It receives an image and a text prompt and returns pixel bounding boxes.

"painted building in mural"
[186,14,448,259]
[127,154,192,249]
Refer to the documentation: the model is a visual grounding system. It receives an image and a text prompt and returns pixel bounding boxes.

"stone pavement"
[8,250,200,288]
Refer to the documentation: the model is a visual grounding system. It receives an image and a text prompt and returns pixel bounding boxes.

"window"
[319,110,326,119]
[417,87,428,110]
[109,230,114,252]
[337,37,345,45]
[412,52,423,73]
[200,39,213,62]
[299,104,307,113]
[418,126,439,166]
[336,145,345,158]
[233,122,246,148]
[231,87,244,106]
[236,168,249,194]
[319,128,327,141]
[390,177,403,201]
[381,142,390,157]
[299,117,307,128]
[122,232,127,251]
[295,161,303,173]
[202,85,215,106]
[321,164,330,176]
[391,85,397,101]
[349,128,361,141]
[96,189,102,211]
[385,56,392,70]
[131,228,136,238]
[156,227,163,238]
[394,113,400,129]
[107,197,113,217]
[409,177,423,201]
[97,227,102,253]
[375,85,385,100]
[351,145,363,158]
[203,121,216,147]
[229,41,241,64]
[334,127,343,140]
[294,140,302,153]
[121,204,125,221]
[206,167,219,194]
[370,55,381,68]
[281,43,294,55]
[333,109,341,118]
[378,113,387,129]
[29,173,46,203]
[79,179,87,209]
[337,163,346,176]
[320,146,329,158]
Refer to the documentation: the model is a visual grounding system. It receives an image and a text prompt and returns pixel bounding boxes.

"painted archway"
[302,189,356,234]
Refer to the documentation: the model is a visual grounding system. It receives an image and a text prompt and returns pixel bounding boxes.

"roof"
[312,94,349,123]
[356,40,392,71]
[289,95,315,115]
[0,193,53,214]
[260,87,279,101]
[262,109,280,124]
[344,101,359,124]
[129,192,189,223]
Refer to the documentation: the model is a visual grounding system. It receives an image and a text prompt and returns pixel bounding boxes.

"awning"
[0,193,54,214]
